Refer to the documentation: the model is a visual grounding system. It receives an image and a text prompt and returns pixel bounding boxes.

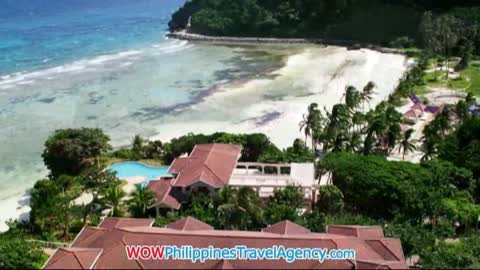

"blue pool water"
[107,162,171,180]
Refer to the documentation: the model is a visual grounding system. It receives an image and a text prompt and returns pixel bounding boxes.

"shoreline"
[150,46,409,149]
[0,44,409,233]
[167,31,405,56]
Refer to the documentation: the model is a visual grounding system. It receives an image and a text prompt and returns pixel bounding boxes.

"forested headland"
[169,0,480,51]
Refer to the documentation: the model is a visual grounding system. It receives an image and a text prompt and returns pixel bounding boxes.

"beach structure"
[409,94,421,104]
[410,102,425,116]
[469,105,480,116]
[146,144,318,214]
[425,105,440,114]
[43,217,408,269]
[403,109,421,121]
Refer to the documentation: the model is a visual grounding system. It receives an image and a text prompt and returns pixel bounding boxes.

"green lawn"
[421,58,480,96]
[447,76,470,90]
[400,47,423,59]
[463,62,480,96]
[423,71,448,88]
[414,85,431,95]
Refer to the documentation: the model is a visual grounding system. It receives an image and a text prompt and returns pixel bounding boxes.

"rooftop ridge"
[202,163,225,186]
[47,219,407,269]
[72,226,110,247]
[116,226,342,242]
[72,251,86,269]
[46,248,103,269]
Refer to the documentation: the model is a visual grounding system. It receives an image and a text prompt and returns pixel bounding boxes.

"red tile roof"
[411,102,426,112]
[214,260,234,269]
[43,248,102,269]
[45,217,408,269]
[327,225,385,238]
[169,144,242,188]
[404,109,420,119]
[147,179,181,209]
[166,217,214,231]
[262,220,311,235]
[99,217,154,229]
[356,260,408,270]
[168,157,190,175]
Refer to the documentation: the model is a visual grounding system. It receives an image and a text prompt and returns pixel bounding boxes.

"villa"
[410,102,425,116]
[403,109,422,121]
[43,216,408,269]
[146,143,318,214]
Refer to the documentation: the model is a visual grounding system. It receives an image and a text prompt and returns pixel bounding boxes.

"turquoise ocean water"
[0,0,289,211]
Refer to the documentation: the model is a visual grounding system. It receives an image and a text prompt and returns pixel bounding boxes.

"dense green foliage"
[419,236,480,269]
[322,152,480,224]
[112,132,303,165]
[170,0,480,50]
[264,185,305,224]
[316,185,344,215]
[29,170,123,240]
[297,82,410,157]
[128,185,156,218]
[439,117,480,182]
[0,228,47,269]
[29,176,82,240]
[384,223,436,258]
[42,128,111,177]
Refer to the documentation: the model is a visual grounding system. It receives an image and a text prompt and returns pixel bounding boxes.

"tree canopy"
[0,229,47,269]
[170,0,480,50]
[42,128,111,177]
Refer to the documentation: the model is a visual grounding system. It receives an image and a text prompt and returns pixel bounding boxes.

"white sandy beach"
[0,192,31,232]
[151,46,409,148]
[0,45,408,232]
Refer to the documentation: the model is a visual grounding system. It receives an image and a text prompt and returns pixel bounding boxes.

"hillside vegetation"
[169,0,480,50]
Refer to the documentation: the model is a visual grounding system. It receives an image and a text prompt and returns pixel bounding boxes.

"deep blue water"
[0,0,185,75]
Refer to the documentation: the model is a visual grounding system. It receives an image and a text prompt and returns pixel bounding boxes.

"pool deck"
[123,176,148,194]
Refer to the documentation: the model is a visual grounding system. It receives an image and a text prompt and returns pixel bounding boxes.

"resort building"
[410,102,425,116]
[469,104,480,116]
[43,217,408,269]
[147,143,319,214]
[403,109,422,121]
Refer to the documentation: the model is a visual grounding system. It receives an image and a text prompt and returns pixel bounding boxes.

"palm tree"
[437,107,452,136]
[361,81,376,110]
[56,191,77,240]
[363,102,402,154]
[216,187,262,230]
[343,86,362,113]
[131,134,145,158]
[103,183,126,217]
[345,131,362,153]
[128,185,156,218]
[420,138,438,161]
[236,186,263,228]
[386,124,402,154]
[351,111,365,133]
[299,113,312,148]
[299,103,323,150]
[399,129,417,160]
[362,133,375,155]
[145,140,163,159]
[81,169,118,224]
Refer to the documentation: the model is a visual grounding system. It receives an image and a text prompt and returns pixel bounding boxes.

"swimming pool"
[107,162,171,180]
